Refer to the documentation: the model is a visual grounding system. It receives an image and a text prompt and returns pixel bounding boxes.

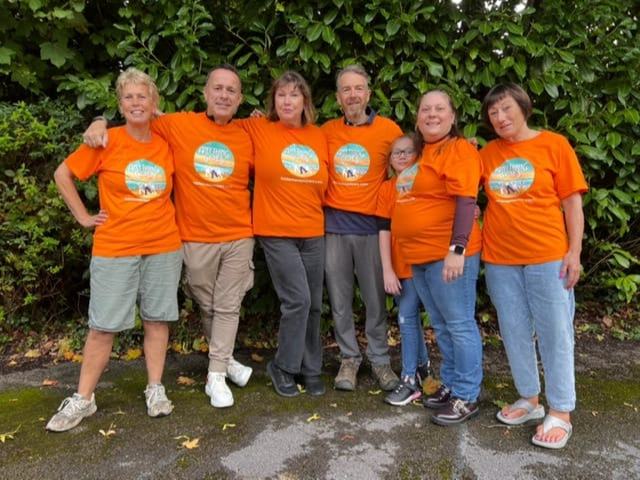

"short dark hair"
[206,64,242,91]
[481,83,532,130]
[266,70,316,126]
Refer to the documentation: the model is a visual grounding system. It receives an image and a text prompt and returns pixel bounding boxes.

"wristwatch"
[449,244,466,255]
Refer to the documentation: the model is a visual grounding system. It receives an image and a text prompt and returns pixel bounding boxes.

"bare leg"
[77,328,115,399]
[143,320,169,385]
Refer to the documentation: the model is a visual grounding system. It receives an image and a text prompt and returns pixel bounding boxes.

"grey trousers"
[325,233,390,365]
[258,236,324,377]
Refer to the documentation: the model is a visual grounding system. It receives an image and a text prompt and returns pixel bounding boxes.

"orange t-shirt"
[322,115,402,215]
[376,177,412,279]
[151,112,254,243]
[391,137,483,264]
[480,130,588,264]
[65,126,182,257]
[239,117,329,237]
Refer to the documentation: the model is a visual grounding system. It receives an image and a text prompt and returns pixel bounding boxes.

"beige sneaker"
[334,358,359,391]
[372,364,400,391]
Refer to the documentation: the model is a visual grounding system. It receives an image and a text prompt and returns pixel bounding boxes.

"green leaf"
[40,42,74,68]
[529,78,544,95]
[0,47,15,65]
[386,19,401,36]
[306,23,323,42]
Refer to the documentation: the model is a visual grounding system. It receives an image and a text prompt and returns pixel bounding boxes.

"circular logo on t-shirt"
[193,141,235,183]
[396,163,418,198]
[488,158,535,199]
[333,143,370,181]
[125,160,167,199]
[281,144,320,178]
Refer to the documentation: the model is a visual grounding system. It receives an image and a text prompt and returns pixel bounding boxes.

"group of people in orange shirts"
[45,64,586,451]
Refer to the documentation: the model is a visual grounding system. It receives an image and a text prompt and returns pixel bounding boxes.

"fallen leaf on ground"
[72,354,83,363]
[591,411,599,416]
[422,377,441,395]
[368,390,382,395]
[99,422,116,438]
[8,360,18,367]
[341,434,354,441]
[41,379,59,387]
[123,348,142,361]
[0,425,21,443]
[251,352,264,362]
[306,413,320,422]
[24,349,41,359]
[222,423,236,431]
[182,438,200,449]
[177,376,196,385]
[493,400,508,409]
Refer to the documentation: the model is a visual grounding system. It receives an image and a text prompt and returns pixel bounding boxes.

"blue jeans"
[484,260,576,412]
[258,236,325,377]
[396,278,429,379]
[412,254,482,402]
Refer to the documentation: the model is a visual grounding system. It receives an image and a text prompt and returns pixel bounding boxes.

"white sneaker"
[144,383,173,417]
[226,357,252,387]
[205,372,234,408]
[46,393,97,432]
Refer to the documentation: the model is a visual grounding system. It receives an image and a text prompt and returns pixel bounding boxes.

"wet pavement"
[1,343,639,479]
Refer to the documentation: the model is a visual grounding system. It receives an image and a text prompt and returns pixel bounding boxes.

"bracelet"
[91,115,107,123]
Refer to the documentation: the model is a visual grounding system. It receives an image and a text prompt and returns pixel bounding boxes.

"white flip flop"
[531,414,573,449]
[496,398,545,425]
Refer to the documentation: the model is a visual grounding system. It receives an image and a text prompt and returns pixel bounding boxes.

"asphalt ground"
[1,341,639,479]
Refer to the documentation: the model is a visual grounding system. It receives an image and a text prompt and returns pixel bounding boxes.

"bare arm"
[83,118,109,148]
[379,230,402,296]
[560,192,584,289]
[54,163,108,228]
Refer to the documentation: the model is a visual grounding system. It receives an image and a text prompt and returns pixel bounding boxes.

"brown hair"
[413,90,463,154]
[481,83,532,130]
[266,71,316,126]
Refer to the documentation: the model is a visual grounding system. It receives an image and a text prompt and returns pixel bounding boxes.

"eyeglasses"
[390,149,415,157]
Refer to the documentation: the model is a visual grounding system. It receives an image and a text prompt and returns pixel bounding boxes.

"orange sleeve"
[377,178,413,279]
[391,138,482,264]
[480,130,588,264]
[65,127,181,257]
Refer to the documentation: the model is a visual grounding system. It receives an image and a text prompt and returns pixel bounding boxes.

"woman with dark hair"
[392,90,484,426]
[481,83,587,449]
[241,71,329,398]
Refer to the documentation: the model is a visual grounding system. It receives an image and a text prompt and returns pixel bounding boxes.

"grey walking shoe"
[334,358,359,391]
[372,363,400,391]
[144,383,174,417]
[45,393,97,432]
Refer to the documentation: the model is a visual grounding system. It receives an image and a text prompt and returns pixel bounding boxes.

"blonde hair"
[115,68,159,106]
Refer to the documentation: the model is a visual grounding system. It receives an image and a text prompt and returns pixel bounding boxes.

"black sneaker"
[301,375,326,397]
[384,377,422,406]
[416,361,433,388]
[422,384,451,409]
[267,361,299,398]
[431,398,479,426]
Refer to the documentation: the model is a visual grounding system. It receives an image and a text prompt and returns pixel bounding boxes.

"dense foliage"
[1,0,638,346]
